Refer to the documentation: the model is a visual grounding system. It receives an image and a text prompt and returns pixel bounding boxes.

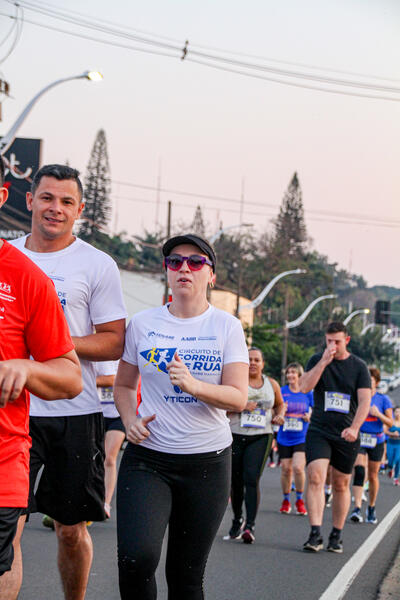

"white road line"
[319,498,400,600]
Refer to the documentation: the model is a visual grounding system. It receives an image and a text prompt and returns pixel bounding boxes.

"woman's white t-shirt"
[122,304,249,454]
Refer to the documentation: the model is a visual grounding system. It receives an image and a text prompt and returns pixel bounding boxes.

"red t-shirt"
[0,241,74,507]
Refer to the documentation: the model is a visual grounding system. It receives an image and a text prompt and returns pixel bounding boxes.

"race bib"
[240,408,267,429]
[324,392,350,414]
[98,386,114,403]
[283,417,303,432]
[360,433,377,448]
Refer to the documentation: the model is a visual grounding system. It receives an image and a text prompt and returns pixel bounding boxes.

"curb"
[377,543,400,599]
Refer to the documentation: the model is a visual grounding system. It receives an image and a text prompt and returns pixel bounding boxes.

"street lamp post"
[343,308,370,327]
[280,294,337,384]
[0,71,103,155]
[239,268,307,312]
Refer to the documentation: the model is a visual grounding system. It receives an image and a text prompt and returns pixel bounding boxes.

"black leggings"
[231,433,272,527]
[117,443,231,600]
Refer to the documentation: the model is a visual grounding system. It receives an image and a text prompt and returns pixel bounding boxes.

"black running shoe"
[223,518,244,540]
[327,535,343,553]
[303,533,323,552]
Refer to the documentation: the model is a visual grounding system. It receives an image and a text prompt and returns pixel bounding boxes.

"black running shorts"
[305,428,360,474]
[28,413,106,525]
[0,508,23,576]
[359,442,385,462]
[278,442,306,459]
[104,416,125,434]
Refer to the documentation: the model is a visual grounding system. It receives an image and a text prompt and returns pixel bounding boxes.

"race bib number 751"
[324,392,350,414]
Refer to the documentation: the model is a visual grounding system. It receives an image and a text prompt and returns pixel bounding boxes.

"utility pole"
[163,200,171,304]
[281,287,290,385]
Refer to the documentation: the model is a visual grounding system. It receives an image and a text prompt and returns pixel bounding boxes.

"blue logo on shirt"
[140,347,177,374]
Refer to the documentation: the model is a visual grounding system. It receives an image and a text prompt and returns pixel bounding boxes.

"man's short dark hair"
[0,156,4,186]
[31,164,83,200]
[326,321,348,336]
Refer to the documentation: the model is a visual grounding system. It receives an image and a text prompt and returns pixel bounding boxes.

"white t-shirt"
[10,236,127,416]
[122,304,249,454]
[95,360,119,419]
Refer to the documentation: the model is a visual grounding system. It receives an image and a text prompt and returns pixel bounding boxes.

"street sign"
[1,137,42,239]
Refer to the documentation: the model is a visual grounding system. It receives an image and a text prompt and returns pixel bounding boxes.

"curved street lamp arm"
[361,323,377,335]
[343,308,370,326]
[286,294,336,329]
[0,71,96,155]
[239,268,306,312]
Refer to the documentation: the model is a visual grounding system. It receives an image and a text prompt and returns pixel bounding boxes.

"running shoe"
[269,462,276,468]
[303,533,323,552]
[325,492,333,507]
[241,526,255,544]
[279,499,291,514]
[104,502,111,519]
[393,478,399,486]
[388,469,394,479]
[223,518,244,540]
[366,506,378,524]
[327,535,343,553]
[361,491,368,503]
[42,515,55,530]
[295,499,307,516]
[350,507,363,523]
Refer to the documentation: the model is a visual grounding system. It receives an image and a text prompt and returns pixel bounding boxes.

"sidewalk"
[378,543,400,599]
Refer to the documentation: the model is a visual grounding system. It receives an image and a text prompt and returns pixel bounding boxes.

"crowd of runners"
[0,158,399,599]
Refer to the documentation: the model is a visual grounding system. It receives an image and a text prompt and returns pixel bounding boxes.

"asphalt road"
[19,447,400,599]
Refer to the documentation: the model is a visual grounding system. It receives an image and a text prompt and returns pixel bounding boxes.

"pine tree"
[190,205,206,237]
[79,129,111,241]
[272,172,308,258]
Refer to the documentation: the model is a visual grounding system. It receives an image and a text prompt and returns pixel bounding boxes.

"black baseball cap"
[162,234,216,271]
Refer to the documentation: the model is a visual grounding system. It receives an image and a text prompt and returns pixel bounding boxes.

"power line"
[9,0,399,86]
[4,1,400,101]
[113,194,400,229]
[112,180,400,226]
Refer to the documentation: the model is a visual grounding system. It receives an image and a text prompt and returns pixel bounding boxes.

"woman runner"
[277,362,313,516]
[387,406,400,486]
[226,348,285,544]
[114,234,248,600]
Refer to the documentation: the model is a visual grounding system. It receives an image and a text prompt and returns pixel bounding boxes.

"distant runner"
[350,367,393,524]
[277,362,313,516]
[227,348,285,543]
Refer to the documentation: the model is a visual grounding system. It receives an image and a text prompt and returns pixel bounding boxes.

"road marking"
[320,498,400,600]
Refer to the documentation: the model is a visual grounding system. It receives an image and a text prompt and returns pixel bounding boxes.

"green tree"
[271,172,308,262]
[190,205,206,237]
[80,129,111,241]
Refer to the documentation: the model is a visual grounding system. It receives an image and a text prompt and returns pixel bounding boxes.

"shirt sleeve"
[122,318,138,366]
[356,360,371,389]
[383,394,393,410]
[223,317,249,365]
[26,276,74,362]
[89,257,127,325]
[94,360,119,376]
[305,354,319,372]
[308,391,314,408]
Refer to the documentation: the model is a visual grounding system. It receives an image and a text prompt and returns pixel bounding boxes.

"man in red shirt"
[0,156,82,599]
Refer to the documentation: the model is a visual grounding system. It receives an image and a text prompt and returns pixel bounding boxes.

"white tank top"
[229,375,275,435]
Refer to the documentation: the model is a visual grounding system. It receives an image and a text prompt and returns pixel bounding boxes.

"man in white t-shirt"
[9,164,127,600]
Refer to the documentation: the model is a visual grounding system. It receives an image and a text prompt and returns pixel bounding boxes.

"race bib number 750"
[240,408,267,429]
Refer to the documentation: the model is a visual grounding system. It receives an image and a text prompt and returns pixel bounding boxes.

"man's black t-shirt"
[306,352,371,437]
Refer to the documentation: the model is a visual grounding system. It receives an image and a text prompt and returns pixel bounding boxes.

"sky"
[1,0,400,287]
